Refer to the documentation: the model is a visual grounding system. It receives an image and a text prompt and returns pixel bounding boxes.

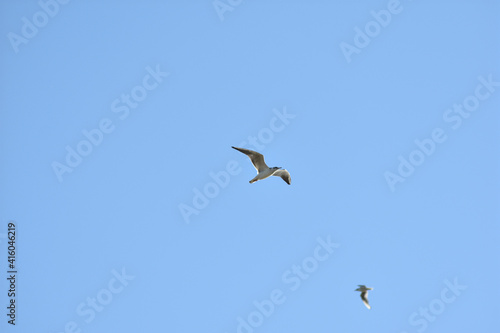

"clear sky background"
[1,1,499,332]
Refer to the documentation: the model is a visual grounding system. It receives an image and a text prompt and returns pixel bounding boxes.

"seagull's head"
[272,166,282,170]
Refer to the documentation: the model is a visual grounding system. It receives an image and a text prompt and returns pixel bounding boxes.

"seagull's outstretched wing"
[232,146,268,172]
[360,291,371,309]
[273,169,291,185]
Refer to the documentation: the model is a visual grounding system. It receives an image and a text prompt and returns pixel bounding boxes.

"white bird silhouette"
[355,285,373,309]
[231,146,291,185]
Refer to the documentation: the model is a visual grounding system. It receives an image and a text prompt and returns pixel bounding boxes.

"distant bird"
[355,285,373,309]
[231,146,291,185]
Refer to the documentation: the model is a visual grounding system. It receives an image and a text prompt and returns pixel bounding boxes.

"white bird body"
[250,167,277,183]
[231,146,291,185]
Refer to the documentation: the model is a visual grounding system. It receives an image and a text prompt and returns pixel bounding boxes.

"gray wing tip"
[276,170,291,185]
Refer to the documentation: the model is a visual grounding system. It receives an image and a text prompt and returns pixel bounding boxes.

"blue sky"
[1,1,499,332]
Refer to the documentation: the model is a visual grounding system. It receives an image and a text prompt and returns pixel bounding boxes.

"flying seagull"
[355,285,373,309]
[231,146,291,185]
